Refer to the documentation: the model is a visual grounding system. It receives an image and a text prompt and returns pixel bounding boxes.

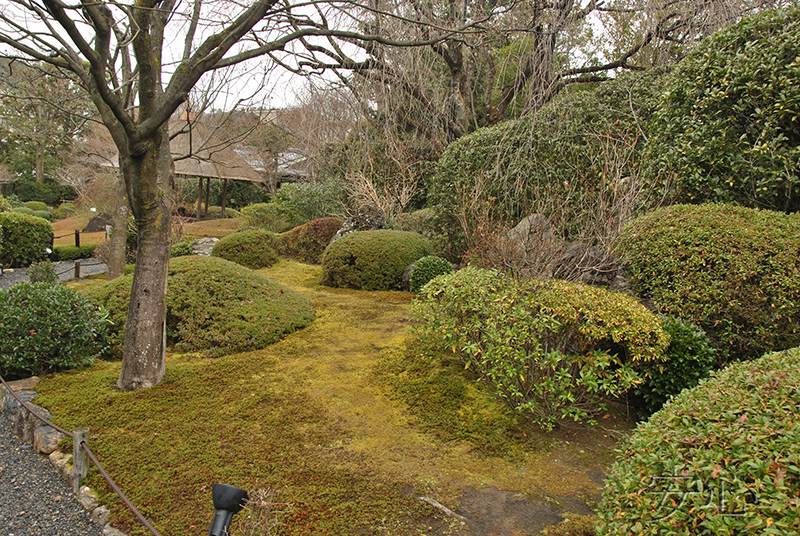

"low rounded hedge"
[52,202,78,221]
[281,217,343,264]
[615,204,800,362]
[24,201,48,212]
[0,282,109,379]
[53,244,97,261]
[83,256,315,358]
[408,255,453,294]
[413,267,668,429]
[211,230,279,269]
[320,230,432,291]
[12,206,35,216]
[598,347,800,535]
[0,211,53,268]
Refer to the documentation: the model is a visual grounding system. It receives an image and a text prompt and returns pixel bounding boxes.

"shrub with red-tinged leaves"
[614,204,800,362]
[282,217,343,264]
[598,347,800,535]
[83,256,314,357]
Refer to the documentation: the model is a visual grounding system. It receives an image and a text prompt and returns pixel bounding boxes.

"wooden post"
[197,177,203,219]
[74,260,81,279]
[220,178,229,218]
[74,229,80,248]
[73,427,89,493]
[204,177,211,218]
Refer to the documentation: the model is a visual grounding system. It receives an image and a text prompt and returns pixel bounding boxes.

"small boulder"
[92,506,110,526]
[83,213,113,233]
[330,204,385,243]
[34,425,64,454]
[192,237,218,256]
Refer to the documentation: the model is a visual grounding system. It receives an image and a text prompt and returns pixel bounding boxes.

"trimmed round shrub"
[409,255,453,294]
[598,348,800,535]
[645,6,800,212]
[83,256,314,358]
[51,202,78,221]
[12,206,35,216]
[614,204,800,362]
[0,282,109,380]
[0,211,53,268]
[413,267,668,429]
[635,316,717,416]
[281,217,343,264]
[320,230,432,291]
[206,206,240,219]
[53,244,97,261]
[24,201,48,212]
[211,230,279,269]
[33,210,52,221]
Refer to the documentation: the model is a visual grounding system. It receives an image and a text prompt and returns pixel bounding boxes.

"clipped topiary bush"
[598,347,800,535]
[0,211,53,268]
[32,210,52,221]
[83,256,314,358]
[645,6,800,212]
[12,206,35,216]
[409,255,453,294]
[24,201,48,212]
[281,217,343,264]
[51,202,78,221]
[635,316,717,416]
[615,204,800,362]
[0,282,109,380]
[53,244,97,261]
[320,230,432,291]
[211,230,279,269]
[413,267,668,429]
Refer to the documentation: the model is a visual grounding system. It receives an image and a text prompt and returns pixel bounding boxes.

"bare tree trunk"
[35,142,45,183]
[116,127,172,390]
[108,171,130,280]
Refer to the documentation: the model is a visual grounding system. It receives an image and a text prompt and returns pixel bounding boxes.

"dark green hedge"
[320,230,432,291]
[53,244,97,261]
[615,204,800,362]
[83,256,314,358]
[598,347,800,535]
[645,6,800,212]
[0,212,53,268]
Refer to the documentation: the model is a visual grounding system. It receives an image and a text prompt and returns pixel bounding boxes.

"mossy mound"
[83,256,314,357]
[210,229,280,269]
[320,230,432,291]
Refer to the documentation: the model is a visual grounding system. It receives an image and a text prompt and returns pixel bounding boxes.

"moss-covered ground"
[37,259,629,535]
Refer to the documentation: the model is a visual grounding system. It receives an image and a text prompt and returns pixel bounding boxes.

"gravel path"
[0,415,103,536]
[0,260,108,290]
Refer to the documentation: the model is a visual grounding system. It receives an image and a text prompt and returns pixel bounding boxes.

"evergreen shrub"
[0,282,109,379]
[0,212,53,268]
[52,202,78,221]
[408,255,453,294]
[281,217,343,264]
[211,230,279,269]
[33,210,52,221]
[320,230,432,291]
[24,201,48,212]
[27,260,58,284]
[53,244,97,261]
[413,267,668,429]
[239,202,293,233]
[615,204,800,361]
[598,348,800,535]
[645,6,800,211]
[170,238,196,258]
[12,206,35,216]
[83,256,314,358]
[205,206,240,219]
[0,195,11,212]
[635,316,717,416]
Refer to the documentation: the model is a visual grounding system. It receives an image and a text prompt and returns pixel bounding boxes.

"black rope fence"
[0,373,162,536]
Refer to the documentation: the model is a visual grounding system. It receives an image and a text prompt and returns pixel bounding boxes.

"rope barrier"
[0,374,162,536]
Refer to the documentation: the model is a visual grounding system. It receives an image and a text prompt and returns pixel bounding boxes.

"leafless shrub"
[232,488,292,536]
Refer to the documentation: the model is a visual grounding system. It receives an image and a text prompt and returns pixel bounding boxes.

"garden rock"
[192,237,218,256]
[34,425,64,454]
[2,389,37,423]
[92,505,110,526]
[83,212,113,232]
[330,204,385,243]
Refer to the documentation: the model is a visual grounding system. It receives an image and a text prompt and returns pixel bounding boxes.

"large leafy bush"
[0,211,53,268]
[281,217,343,264]
[645,6,800,212]
[211,230,279,269]
[239,202,293,233]
[598,348,800,535]
[84,256,314,358]
[0,282,109,379]
[413,267,668,429]
[615,204,800,361]
[430,70,664,257]
[320,230,432,291]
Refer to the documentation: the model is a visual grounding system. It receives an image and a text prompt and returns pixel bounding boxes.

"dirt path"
[261,260,625,535]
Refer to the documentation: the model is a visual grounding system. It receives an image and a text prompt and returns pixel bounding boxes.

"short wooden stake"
[74,260,81,279]
[73,427,89,493]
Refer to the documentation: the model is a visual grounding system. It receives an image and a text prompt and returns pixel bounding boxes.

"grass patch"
[183,217,244,238]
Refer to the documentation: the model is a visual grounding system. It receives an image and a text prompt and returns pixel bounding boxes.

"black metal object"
[209,483,249,536]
